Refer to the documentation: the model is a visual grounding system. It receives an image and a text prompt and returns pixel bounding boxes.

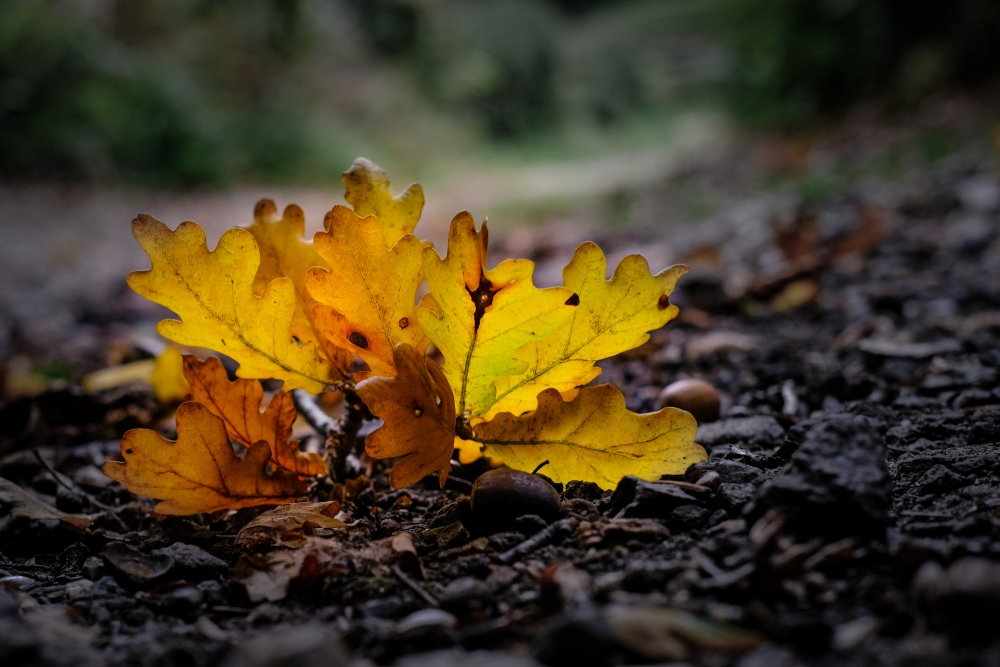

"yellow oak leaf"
[355,344,455,489]
[342,158,424,247]
[473,384,706,489]
[417,212,577,420]
[150,347,190,403]
[246,199,353,375]
[306,205,429,378]
[103,402,307,515]
[488,242,688,417]
[128,215,342,393]
[183,355,327,478]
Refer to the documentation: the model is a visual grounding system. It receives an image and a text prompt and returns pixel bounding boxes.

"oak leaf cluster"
[104,158,706,515]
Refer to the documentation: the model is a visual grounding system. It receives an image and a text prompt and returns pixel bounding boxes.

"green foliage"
[0,0,343,187]
[719,0,1000,126]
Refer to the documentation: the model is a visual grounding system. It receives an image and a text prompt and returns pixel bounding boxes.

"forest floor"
[2,101,1000,667]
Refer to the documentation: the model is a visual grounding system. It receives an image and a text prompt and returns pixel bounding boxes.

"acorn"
[470,468,561,533]
[658,378,720,423]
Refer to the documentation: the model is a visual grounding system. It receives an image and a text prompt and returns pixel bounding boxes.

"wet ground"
[1,114,1000,666]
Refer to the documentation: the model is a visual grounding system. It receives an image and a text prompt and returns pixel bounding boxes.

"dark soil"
[2,133,1000,667]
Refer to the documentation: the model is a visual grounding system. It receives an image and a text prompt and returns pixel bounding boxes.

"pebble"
[395,608,458,633]
[101,542,173,582]
[670,504,711,530]
[438,576,493,615]
[609,475,700,519]
[696,416,785,447]
[915,464,965,494]
[471,468,562,532]
[913,558,1000,638]
[153,542,229,579]
[533,604,615,667]
[394,649,544,667]
[689,459,764,485]
[750,414,889,537]
[658,379,721,422]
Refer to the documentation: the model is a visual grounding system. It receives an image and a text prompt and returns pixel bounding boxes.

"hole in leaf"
[657,294,670,310]
[349,331,369,349]
[125,449,133,455]
[413,407,424,417]
[565,293,580,306]
[398,317,409,329]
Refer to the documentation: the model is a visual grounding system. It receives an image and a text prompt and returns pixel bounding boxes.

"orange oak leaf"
[246,200,353,375]
[355,344,455,489]
[307,205,429,378]
[342,158,424,247]
[103,402,307,515]
[182,355,327,478]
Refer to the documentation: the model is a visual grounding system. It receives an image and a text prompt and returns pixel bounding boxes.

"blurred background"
[1,0,1000,386]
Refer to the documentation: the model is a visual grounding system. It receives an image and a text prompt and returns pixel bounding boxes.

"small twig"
[291,388,338,437]
[499,518,575,564]
[33,450,128,530]
[292,387,368,482]
[391,564,439,607]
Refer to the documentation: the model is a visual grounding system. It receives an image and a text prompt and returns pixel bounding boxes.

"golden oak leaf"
[128,215,341,393]
[488,242,688,417]
[150,347,190,403]
[306,205,429,378]
[246,199,353,375]
[355,344,455,489]
[342,158,425,247]
[473,384,706,489]
[417,212,577,420]
[183,355,327,478]
[103,402,307,515]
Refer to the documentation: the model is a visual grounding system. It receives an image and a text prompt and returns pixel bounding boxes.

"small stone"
[750,414,889,537]
[563,481,603,502]
[438,576,493,615]
[670,504,711,531]
[82,556,106,581]
[101,542,173,581]
[152,542,229,579]
[533,604,615,667]
[410,521,471,554]
[471,468,561,532]
[916,464,965,494]
[55,487,88,513]
[687,469,721,491]
[395,608,458,633]
[512,514,548,536]
[609,476,700,519]
[696,416,785,447]
[154,583,204,614]
[718,483,757,512]
[658,379,721,423]
[621,560,684,593]
[689,459,764,485]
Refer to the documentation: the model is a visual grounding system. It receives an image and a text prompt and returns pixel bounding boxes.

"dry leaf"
[417,212,576,420]
[103,402,307,515]
[307,205,429,378]
[235,536,346,602]
[474,385,706,489]
[342,158,424,247]
[356,344,455,489]
[489,242,687,418]
[246,199,354,375]
[128,215,342,393]
[183,355,326,477]
[236,501,344,547]
[0,476,90,530]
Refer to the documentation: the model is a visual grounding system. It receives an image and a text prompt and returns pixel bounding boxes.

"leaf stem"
[292,385,369,482]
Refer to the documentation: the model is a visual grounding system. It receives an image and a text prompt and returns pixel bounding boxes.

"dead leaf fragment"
[102,402,307,515]
[234,536,346,602]
[356,344,455,489]
[0,477,90,530]
[183,355,326,477]
[236,501,344,547]
[474,384,706,490]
